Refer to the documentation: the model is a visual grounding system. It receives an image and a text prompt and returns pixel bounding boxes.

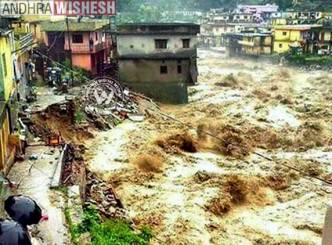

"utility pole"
[65,17,74,84]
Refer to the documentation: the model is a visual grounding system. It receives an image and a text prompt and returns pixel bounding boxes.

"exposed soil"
[29,101,94,144]
[84,49,332,244]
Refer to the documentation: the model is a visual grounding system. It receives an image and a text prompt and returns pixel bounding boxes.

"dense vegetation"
[65,206,153,245]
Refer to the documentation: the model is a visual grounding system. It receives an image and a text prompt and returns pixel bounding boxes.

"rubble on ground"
[85,171,126,219]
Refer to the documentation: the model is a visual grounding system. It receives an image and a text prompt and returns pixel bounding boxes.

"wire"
[139,102,332,186]
[12,41,39,54]
[32,50,332,187]
[47,32,64,52]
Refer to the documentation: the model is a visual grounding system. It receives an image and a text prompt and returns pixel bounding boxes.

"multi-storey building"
[42,18,111,76]
[237,4,279,21]
[273,24,321,53]
[308,22,332,54]
[0,28,18,173]
[223,32,273,56]
[116,23,200,104]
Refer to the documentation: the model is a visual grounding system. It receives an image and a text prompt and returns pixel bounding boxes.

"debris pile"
[82,96,142,130]
[61,144,86,186]
[27,88,152,145]
[85,172,126,219]
[79,81,148,130]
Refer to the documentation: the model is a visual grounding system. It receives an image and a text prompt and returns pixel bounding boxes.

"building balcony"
[65,41,109,54]
[14,33,34,54]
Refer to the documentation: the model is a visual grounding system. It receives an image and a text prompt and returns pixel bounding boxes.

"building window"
[155,39,168,49]
[177,65,182,74]
[279,43,283,48]
[282,31,287,36]
[72,34,83,43]
[160,65,168,74]
[2,53,7,77]
[182,39,190,48]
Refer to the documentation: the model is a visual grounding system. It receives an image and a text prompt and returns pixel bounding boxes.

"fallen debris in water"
[85,172,126,219]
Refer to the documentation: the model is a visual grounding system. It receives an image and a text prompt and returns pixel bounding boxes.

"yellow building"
[271,18,287,26]
[224,32,273,57]
[0,29,16,173]
[273,25,320,53]
[0,30,14,101]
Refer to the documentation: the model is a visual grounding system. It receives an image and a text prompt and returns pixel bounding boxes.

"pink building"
[42,18,111,76]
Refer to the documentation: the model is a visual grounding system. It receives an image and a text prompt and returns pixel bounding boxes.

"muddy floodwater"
[85,49,332,244]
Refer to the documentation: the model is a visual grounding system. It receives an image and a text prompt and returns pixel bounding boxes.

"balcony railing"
[64,41,109,54]
[15,33,33,54]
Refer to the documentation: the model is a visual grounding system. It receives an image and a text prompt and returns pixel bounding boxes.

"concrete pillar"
[322,204,332,245]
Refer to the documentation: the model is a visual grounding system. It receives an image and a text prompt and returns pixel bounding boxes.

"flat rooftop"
[117,23,200,35]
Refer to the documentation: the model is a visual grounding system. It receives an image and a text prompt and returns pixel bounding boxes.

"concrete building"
[237,4,279,21]
[41,18,111,76]
[200,8,273,47]
[116,23,200,104]
[271,11,323,25]
[1,16,35,101]
[0,28,18,173]
[273,25,322,53]
[223,32,273,56]
[308,22,332,54]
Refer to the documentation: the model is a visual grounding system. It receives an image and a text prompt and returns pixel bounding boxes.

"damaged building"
[223,32,273,56]
[116,23,200,104]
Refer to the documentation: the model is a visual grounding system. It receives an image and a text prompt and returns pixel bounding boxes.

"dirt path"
[85,49,332,244]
